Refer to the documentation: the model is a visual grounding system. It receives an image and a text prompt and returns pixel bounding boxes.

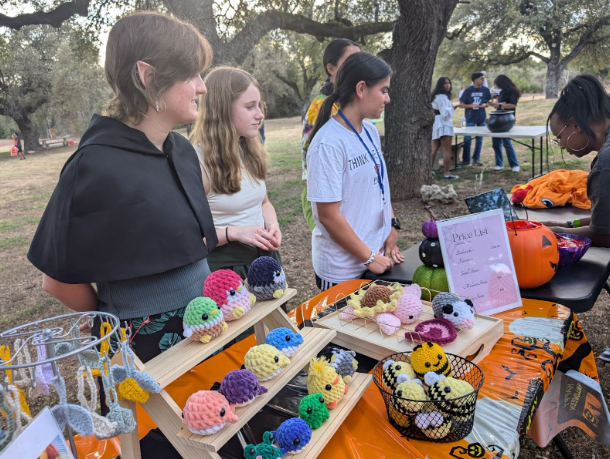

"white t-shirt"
[307,117,392,283]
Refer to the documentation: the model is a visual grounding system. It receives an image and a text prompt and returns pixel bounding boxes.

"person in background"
[459,72,492,166]
[307,52,403,291]
[12,132,25,160]
[301,39,360,231]
[191,67,281,278]
[539,74,610,363]
[458,86,466,99]
[431,77,460,179]
[259,101,267,144]
[489,75,521,172]
[27,12,217,363]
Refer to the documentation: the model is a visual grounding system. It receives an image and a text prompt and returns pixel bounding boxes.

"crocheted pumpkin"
[182,391,238,436]
[204,269,256,321]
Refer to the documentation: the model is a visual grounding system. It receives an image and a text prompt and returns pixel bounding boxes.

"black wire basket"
[373,352,484,442]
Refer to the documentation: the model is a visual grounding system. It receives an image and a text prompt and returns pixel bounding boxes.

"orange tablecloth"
[75,280,609,459]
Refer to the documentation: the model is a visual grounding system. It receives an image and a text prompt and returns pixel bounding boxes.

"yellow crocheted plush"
[346,283,403,318]
[307,357,347,410]
[410,342,451,384]
[382,359,416,391]
[117,378,149,404]
[244,344,290,381]
[428,376,475,422]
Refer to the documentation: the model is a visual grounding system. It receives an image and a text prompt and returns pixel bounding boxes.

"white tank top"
[194,145,266,228]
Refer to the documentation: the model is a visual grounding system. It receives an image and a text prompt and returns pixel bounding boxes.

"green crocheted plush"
[298,392,330,429]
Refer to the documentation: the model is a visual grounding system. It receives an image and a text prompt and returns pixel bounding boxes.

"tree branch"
[226,10,395,64]
[0,0,90,30]
[487,50,549,65]
[560,16,610,66]
[445,23,466,40]
[272,70,303,100]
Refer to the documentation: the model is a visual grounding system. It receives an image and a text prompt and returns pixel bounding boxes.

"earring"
[566,131,590,152]
[155,101,160,112]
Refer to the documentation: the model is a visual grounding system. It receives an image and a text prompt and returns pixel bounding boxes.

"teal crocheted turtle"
[298,392,330,429]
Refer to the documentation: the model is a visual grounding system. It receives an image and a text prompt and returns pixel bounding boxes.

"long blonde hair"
[191,67,267,195]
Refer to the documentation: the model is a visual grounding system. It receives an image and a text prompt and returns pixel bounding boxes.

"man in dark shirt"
[459,72,492,166]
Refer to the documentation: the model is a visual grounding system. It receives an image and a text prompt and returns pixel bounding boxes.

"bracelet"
[573,219,581,228]
[225,227,231,243]
[567,220,574,228]
[364,251,376,266]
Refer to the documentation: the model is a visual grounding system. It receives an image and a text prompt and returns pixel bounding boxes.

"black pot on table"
[487,110,516,133]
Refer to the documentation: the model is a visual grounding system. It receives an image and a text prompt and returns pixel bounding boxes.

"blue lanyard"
[337,109,385,203]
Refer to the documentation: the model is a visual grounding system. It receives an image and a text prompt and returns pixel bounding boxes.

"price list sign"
[436,209,522,315]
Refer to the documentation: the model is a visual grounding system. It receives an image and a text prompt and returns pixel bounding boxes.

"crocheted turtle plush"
[431,292,475,330]
[244,344,290,381]
[410,342,452,386]
[298,392,330,429]
[307,357,347,410]
[204,269,256,321]
[182,390,238,436]
[247,256,287,301]
[243,431,283,459]
[183,297,228,343]
[218,369,268,407]
[265,327,304,358]
[346,283,403,318]
[270,418,312,455]
[381,359,416,391]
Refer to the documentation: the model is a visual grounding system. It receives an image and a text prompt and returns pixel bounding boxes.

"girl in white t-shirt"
[307,52,404,290]
[191,67,282,277]
[431,77,461,179]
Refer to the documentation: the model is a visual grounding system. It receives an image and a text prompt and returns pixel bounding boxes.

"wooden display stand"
[117,288,363,459]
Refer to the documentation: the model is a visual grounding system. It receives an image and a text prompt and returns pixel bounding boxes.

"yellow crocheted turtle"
[346,283,403,318]
[244,344,290,381]
[307,357,347,410]
[410,342,452,386]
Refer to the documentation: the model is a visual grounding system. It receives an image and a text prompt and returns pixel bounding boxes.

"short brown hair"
[104,12,212,124]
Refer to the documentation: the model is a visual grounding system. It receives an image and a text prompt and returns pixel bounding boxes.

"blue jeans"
[462,120,485,163]
[492,137,519,168]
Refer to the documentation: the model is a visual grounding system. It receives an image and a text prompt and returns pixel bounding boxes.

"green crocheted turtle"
[298,392,330,429]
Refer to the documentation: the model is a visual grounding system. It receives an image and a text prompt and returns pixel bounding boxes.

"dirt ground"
[0,108,609,458]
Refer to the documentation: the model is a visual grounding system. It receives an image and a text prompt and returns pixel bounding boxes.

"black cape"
[28,115,218,283]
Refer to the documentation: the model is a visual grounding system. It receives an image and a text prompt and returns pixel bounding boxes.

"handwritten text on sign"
[436,209,522,315]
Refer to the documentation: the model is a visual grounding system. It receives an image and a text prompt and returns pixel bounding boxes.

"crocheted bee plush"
[415,408,452,440]
[182,390,238,436]
[388,373,427,428]
[244,344,290,381]
[431,292,475,330]
[204,269,256,321]
[183,297,228,344]
[265,327,304,358]
[298,392,330,429]
[247,256,287,301]
[382,359,416,391]
[218,369,268,407]
[271,418,312,455]
[243,431,283,459]
[410,342,452,386]
[307,357,348,410]
[428,375,475,422]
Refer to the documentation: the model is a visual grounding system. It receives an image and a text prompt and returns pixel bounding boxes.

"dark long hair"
[494,75,522,100]
[309,52,392,144]
[431,77,452,102]
[548,74,610,142]
[320,39,360,96]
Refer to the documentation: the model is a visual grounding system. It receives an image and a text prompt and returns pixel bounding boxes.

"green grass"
[0,216,41,233]
[0,302,48,329]
[0,235,30,249]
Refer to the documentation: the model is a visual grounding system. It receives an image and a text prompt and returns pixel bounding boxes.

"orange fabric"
[75,281,601,459]
[511,169,590,209]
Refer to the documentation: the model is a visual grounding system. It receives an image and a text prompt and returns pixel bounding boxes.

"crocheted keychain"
[1,341,32,417]
[97,355,137,438]
[34,344,54,396]
[76,365,118,440]
[50,374,95,437]
[0,386,15,450]
[4,384,32,437]
[112,339,161,404]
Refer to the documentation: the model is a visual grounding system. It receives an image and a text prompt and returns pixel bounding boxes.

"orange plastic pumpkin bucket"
[506,220,559,289]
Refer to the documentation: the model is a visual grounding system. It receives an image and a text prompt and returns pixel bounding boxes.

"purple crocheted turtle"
[218,369,268,407]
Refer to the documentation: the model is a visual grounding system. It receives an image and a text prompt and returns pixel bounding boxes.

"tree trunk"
[14,112,42,152]
[383,0,459,200]
[545,49,563,99]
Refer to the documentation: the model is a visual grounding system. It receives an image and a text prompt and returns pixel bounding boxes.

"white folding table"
[453,126,549,178]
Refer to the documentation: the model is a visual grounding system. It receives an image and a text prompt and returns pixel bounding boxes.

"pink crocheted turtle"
[204,269,256,321]
[182,390,238,436]
[394,285,424,324]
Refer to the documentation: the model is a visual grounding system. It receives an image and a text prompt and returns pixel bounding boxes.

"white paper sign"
[436,209,522,315]
[0,407,75,459]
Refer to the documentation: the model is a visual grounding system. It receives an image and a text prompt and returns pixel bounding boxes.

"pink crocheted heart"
[404,318,457,345]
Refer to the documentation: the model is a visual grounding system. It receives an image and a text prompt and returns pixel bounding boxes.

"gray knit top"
[96,258,210,319]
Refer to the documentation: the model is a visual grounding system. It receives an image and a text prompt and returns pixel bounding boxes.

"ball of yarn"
[182,391,238,436]
[244,344,290,381]
[218,369,268,406]
[361,285,393,307]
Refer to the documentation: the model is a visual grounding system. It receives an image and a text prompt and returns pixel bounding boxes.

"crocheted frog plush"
[243,431,283,459]
[298,392,330,429]
[183,297,228,343]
